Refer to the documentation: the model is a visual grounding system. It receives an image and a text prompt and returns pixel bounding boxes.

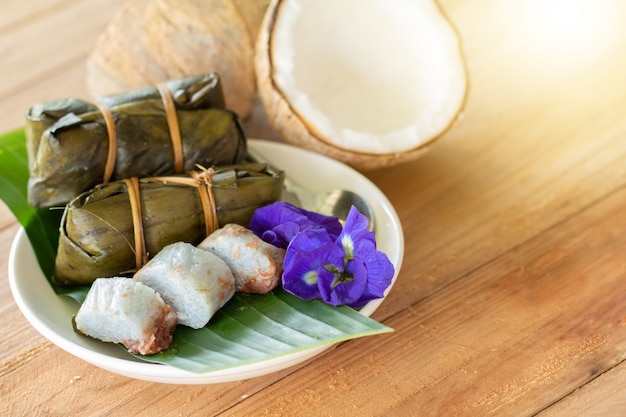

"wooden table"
[2,1,625,415]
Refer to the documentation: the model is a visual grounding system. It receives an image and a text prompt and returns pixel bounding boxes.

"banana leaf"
[55,163,284,286]
[26,73,247,208]
[0,128,62,277]
[139,288,392,373]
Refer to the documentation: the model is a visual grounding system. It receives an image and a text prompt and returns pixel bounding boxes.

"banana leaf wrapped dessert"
[26,72,247,208]
[54,162,284,286]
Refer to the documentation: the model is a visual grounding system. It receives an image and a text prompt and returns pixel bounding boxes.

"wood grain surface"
[1,0,625,416]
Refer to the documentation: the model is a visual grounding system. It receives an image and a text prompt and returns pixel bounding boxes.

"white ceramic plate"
[8,139,404,384]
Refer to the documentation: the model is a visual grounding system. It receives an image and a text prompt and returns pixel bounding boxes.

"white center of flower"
[303,270,318,285]
[341,235,354,260]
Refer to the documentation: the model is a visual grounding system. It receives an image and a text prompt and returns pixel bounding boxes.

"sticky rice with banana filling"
[74,277,178,355]
[198,223,285,294]
[133,242,236,329]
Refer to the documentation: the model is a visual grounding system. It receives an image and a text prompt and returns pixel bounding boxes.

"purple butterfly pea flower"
[282,206,395,308]
[249,201,342,249]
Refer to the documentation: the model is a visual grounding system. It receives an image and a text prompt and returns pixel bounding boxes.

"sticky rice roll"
[74,277,178,355]
[134,242,236,329]
[198,223,285,294]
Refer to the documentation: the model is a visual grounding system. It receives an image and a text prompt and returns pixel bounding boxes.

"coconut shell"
[254,0,467,171]
[86,0,270,119]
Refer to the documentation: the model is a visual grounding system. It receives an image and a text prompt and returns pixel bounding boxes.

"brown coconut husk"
[86,0,270,119]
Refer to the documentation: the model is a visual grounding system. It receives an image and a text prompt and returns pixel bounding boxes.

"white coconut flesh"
[269,0,466,155]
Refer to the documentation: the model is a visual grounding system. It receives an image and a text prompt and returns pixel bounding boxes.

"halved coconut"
[255,0,467,170]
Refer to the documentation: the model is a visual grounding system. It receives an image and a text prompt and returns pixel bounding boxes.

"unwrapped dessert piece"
[199,223,285,294]
[134,242,236,329]
[74,277,178,355]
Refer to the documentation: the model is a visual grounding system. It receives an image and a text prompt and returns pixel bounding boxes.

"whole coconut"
[86,0,269,118]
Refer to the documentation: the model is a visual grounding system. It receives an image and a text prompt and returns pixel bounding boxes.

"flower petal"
[283,228,334,267]
[338,207,375,255]
[318,258,368,307]
[250,201,342,248]
[282,230,344,300]
[303,210,343,240]
[352,245,395,308]
[260,221,302,248]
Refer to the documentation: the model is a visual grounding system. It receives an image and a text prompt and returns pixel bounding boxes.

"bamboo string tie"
[157,83,184,173]
[137,167,219,264]
[190,166,219,236]
[94,82,184,187]
[94,101,117,184]
[123,177,147,269]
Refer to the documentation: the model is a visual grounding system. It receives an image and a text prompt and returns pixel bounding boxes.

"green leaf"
[0,128,392,374]
[0,129,86,300]
[0,129,61,279]
[138,289,392,373]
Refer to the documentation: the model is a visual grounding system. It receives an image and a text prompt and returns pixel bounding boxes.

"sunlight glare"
[516,0,618,70]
